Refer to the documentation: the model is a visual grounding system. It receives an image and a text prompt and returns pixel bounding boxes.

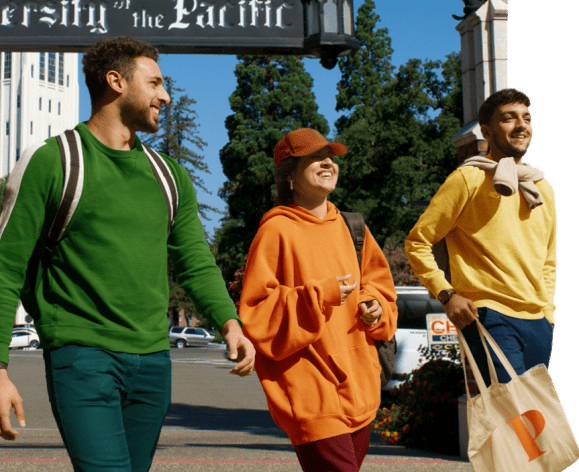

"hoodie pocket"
[330,344,381,417]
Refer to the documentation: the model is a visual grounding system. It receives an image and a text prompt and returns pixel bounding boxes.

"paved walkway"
[2,347,474,471]
[0,428,473,471]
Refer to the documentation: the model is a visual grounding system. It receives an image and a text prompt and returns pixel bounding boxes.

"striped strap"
[142,144,179,234]
[45,130,84,253]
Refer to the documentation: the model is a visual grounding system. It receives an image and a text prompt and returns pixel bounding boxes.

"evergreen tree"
[142,76,217,222]
[335,0,395,128]
[332,0,463,246]
[0,177,6,211]
[214,55,329,283]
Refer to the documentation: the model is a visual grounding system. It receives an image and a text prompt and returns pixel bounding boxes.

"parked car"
[9,329,40,349]
[12,325,37,335]
[168,327,215,348]
[385,286,447,390]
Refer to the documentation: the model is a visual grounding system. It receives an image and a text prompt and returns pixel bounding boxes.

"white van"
[385,286,446,390]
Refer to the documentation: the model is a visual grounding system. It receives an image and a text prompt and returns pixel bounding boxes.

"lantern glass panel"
[323,0,339,33]
[306,2,320,36]
[343,1,352,35]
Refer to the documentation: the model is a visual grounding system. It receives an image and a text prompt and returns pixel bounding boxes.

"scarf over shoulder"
[460,156,544,209]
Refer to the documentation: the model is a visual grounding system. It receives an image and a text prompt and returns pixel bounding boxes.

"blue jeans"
[44,345,171,472]
[461,307,553,387]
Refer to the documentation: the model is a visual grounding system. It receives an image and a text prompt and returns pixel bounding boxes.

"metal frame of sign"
[0,0,359,68]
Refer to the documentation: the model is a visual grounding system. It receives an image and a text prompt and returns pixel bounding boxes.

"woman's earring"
[289,180,294,191]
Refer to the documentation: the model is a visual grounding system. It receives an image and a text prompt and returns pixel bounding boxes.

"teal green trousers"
[44,345,171,472]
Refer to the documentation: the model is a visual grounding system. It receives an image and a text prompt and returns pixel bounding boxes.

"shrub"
[373,345,465,455]
[210,330,224,344]
[382,241,420,286]
[227,255,247,312]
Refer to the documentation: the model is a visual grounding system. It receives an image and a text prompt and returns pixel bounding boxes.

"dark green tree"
[142,76,218,222]
[335,0,395,129]
[0,177,6,211]
[214,55,329,283]
[332,0,463,245]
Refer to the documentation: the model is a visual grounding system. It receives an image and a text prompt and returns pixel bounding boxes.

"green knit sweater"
[0,123,239,364]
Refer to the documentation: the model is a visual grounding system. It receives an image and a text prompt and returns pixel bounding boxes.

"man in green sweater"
[0,37,255,471]
[406,88,555,386]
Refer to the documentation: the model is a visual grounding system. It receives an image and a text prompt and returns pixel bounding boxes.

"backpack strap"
[142,144,179,235]
[341,211,365,268]
[45,130,84,253]
[341,210,397,388]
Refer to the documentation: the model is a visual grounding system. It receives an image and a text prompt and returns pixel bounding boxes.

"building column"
[452,0,508,163]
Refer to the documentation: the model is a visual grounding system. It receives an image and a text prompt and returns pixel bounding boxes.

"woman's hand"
[360,299,382,325]
[336,274,357,305]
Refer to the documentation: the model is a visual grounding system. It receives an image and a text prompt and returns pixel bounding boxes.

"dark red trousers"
[293,424,371,472]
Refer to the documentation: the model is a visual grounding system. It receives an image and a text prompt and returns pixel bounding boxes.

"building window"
[58,102,61,115]
[6,122,9,136]
[31,64,34,78]
[4,52,11,79]
[48,125,51,137]
[16,148,20,162]
[48,53,56,83]
[67,75,70,87]
[49,100,52,113]
[17,95,20,108]
[30,121,33,134]
[58,53,64,86]
[39,97,42,111]
[39,53,45,81]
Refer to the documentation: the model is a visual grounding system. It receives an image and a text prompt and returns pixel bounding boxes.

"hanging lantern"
[304,0,358,69]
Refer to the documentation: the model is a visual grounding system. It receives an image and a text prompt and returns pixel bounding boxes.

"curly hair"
[274,156,300,206]
[478,88,531,126]
[82,36,159,107]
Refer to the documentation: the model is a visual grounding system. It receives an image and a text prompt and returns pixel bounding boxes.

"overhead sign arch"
[0,0,359,69]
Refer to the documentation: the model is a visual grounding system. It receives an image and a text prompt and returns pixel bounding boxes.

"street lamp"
[303,0,358,69]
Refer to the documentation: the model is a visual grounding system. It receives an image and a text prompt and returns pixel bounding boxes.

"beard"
[120,91,159,134]
[492,135,530,160]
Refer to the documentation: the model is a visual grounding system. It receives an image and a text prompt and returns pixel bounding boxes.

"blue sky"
[77,1,461,236]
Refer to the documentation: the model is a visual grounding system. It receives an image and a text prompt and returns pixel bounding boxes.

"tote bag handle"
[457,319,519,400]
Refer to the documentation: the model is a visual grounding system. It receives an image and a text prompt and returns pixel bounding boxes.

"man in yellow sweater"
[405,88,555,385]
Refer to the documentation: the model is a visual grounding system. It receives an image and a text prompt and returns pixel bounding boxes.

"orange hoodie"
[239,202,397,445]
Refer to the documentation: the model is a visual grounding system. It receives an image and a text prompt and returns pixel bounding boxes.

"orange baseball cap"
[274,128,347,165]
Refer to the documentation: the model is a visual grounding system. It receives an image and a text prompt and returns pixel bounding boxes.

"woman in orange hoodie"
[239,128,398,471]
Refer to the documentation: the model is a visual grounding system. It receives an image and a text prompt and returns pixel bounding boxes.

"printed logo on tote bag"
[507,410,546,462]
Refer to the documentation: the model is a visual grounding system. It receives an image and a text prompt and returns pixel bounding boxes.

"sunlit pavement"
[1,348,473,471]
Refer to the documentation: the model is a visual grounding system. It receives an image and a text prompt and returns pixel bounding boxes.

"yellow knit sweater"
[405,163,556,323]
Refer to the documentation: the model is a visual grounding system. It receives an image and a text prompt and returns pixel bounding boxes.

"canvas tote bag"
[457,320,579,472]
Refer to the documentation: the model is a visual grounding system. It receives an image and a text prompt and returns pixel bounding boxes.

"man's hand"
[444,294,478,329]
[360,299,382,325]
[337,275,357,305]
[0,371,26,441]
[221,319,256,377]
